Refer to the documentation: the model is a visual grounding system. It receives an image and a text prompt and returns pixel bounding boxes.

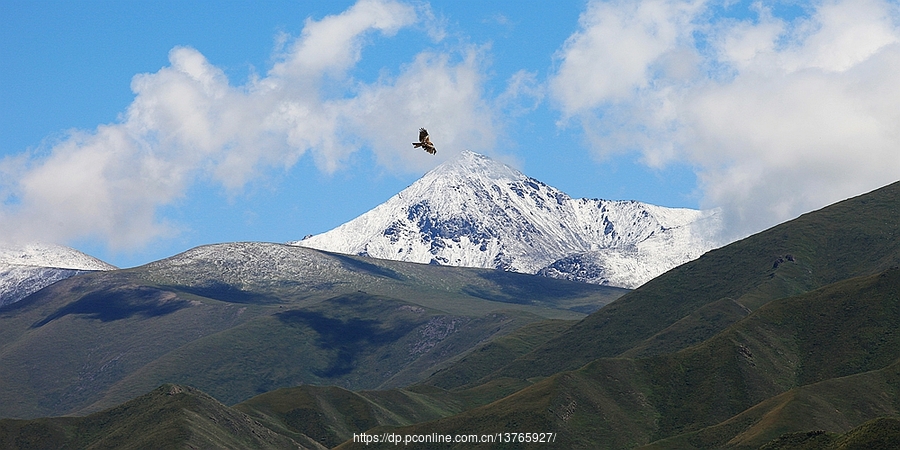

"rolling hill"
[0,242,625,419]
[486,179,900,381]
[0,384,318,450]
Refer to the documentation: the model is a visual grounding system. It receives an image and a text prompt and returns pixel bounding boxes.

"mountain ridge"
[294,150,723,289]
[0,242,116,307]
[482,179,900,381]
[0,384,317,449]
[0,242,116,271]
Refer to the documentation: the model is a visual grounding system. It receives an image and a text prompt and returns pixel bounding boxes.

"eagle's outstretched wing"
[412,127,437,155]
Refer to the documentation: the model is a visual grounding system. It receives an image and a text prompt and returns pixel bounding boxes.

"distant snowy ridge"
[0,243,116,307]
[292,151,723,288]
[0,243,116,270]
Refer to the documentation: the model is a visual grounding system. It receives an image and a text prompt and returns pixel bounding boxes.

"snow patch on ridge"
[0,243,116,271]
[0,243,116,307]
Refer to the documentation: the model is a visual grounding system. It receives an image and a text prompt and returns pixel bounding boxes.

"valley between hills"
[2,179,900,449]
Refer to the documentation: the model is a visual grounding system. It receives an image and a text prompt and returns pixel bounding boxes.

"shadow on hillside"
[462,270,612,304]
[330,253,405,281]
[32,286,189,327]
[176,281,281,304]
[276,309,417,378]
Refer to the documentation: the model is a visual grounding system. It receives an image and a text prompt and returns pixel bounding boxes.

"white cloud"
[275,0,416,77]
[498,70,545,117]
[0,0,494,250]
[0,125,184,248]
[349,48,498,171]
[551,0,900,239]
[551,0,704,115]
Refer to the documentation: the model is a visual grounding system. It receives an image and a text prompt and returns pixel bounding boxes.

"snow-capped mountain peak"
[293,151,723,288]
[431,150,522,180]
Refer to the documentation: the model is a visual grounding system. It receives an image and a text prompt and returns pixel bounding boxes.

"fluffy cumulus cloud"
[7,0,897,253]
[551,0,900,239]
[349,48,498,171]
[0,0,497,249]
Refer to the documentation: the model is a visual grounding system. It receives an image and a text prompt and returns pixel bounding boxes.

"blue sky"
[2,0,899,268]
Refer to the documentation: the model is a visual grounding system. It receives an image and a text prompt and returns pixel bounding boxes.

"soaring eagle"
[412,128,437,155]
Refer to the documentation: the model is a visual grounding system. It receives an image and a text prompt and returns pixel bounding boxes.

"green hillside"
[423,318,575,390]
[234,384,467,448]
[647,361,900,449]
[0,384,315,450]
[758,416,900,450]
[0,243,625,419]
[227,320,578,448]
[343,267,900,449]
[638,266,900,445]
[491,180,900,380]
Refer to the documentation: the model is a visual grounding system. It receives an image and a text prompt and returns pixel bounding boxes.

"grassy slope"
[0,244,626,419]
[492,180,900,381]
[337,357,658,450]
[234,384,466,449]
[0,273,258,419]
[422,318,575,390]
[338,267,900,449]
[669,265,900,443]
[645,362,900,450]
[86,293,542,411]
[757,416,900,450]
[0,384,314,450]
[224,319,577,448]
[639,267,900,441]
